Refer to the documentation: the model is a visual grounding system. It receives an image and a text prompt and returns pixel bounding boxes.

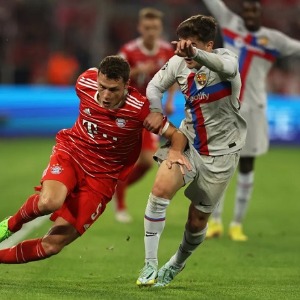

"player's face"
[97,72,129,109]
[242,1,262,32]
[182,36,214,70]
[138,18,163,46]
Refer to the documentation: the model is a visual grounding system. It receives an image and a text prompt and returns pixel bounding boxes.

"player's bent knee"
[39,193,64,213]
[152,184,169,199]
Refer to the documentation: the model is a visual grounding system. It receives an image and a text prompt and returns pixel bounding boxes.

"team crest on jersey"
[257,36,269,46]
[116,118,126,128]
[196,73,207,86]
[50,164,63,175]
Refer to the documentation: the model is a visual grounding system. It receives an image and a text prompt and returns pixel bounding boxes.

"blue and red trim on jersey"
[222,28,280,101]
[185,73,232,155]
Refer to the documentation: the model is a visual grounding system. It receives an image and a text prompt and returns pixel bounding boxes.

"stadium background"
[0,1,300,299]
[1,0,300,143]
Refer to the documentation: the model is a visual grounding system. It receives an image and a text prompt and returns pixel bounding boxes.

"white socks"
[233,171,254,224]
[144,193,170,265]
[211,194,225,222]
[169,225,208,268]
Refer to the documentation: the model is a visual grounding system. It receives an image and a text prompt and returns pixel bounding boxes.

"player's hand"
[166,149,192,175]
[144,112,163,133]
[171,40,196,58]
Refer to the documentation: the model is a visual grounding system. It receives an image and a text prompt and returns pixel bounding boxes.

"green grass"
[0,138,299,299]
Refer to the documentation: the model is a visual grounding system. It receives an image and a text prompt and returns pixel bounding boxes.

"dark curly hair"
[98,55,130,83]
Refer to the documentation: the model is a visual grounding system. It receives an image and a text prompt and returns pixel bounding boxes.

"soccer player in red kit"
[116,7,176,223]
[0,55,189,264]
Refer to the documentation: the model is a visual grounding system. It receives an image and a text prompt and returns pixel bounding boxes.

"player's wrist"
[189,47,198,59]
[150,108,163,113]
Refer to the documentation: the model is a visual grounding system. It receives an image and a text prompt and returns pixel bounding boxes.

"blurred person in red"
[0,55,189,264]
[115,7,177,223]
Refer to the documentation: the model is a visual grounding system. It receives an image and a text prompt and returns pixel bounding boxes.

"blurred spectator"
[0,0,299,94]
[46,40,80,86]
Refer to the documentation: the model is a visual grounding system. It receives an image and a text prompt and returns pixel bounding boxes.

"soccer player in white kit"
[136,15,247,287]
[202,0,300,241]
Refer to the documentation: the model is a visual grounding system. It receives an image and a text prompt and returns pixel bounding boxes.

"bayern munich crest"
[116,118,126,128]
[196,72,207,86]
[50,164,63,175]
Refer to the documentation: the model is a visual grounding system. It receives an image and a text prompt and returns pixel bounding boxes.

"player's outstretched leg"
[136,261,158,286]
[153,261,184,287]
[0,217,13,243]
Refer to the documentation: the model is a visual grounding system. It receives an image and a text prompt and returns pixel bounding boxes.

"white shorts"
[240,105,269,157]
[154,142,240,213]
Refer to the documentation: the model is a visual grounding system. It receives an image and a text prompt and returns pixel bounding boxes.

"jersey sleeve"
[75,68,98,96]
[271,30,300,57]
[202,0,237,26]
[139,99,151,121]
[192,48,238,79]
[118,45,128,60]
[146,56,179,112]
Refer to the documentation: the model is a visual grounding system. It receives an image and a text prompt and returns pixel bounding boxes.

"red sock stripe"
[0,238,47,264]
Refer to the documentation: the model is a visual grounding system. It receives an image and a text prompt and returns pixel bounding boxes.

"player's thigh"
[51,177,116,235]
[152,161,185,199]
[185,152,240,213]
[40,150,78,208]
[40,180,68,209]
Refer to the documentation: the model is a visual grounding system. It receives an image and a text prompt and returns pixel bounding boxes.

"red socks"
[8,194,42,232]
[0,238,48,264]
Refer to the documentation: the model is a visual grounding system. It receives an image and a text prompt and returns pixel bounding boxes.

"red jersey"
[55,68,150,180]
[119,38,174,94]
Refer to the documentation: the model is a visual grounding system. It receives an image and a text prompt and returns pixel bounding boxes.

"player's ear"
[124,80,130,95]
[206,40,214,51]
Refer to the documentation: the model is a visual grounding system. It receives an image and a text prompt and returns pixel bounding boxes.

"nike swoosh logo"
[145,233,157,237]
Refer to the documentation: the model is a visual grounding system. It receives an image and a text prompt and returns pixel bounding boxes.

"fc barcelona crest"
[196,72,207,86]
[257,36,269,46]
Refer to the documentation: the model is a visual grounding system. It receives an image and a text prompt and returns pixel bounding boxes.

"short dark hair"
[98,55,130,83]
[176,15,217,43]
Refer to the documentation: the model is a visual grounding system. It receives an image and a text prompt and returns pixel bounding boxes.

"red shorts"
[142,129,159,151]
[41,150,117,235]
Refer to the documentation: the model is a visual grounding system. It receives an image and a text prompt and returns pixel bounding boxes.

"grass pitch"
[0,138,299,300]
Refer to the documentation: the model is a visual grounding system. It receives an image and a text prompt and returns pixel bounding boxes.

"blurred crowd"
[0,0,300,94]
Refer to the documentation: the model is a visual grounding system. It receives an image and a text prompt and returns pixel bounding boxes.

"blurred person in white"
[202,0,300,241]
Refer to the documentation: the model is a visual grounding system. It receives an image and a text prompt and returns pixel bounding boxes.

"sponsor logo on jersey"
[116,118,126,128]
[50,164,63,175]
[196,72,207,86]
[188,92,210,102]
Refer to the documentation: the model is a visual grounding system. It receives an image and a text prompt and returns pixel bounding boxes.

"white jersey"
[203,0,300,110]
[147,48,247,156]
